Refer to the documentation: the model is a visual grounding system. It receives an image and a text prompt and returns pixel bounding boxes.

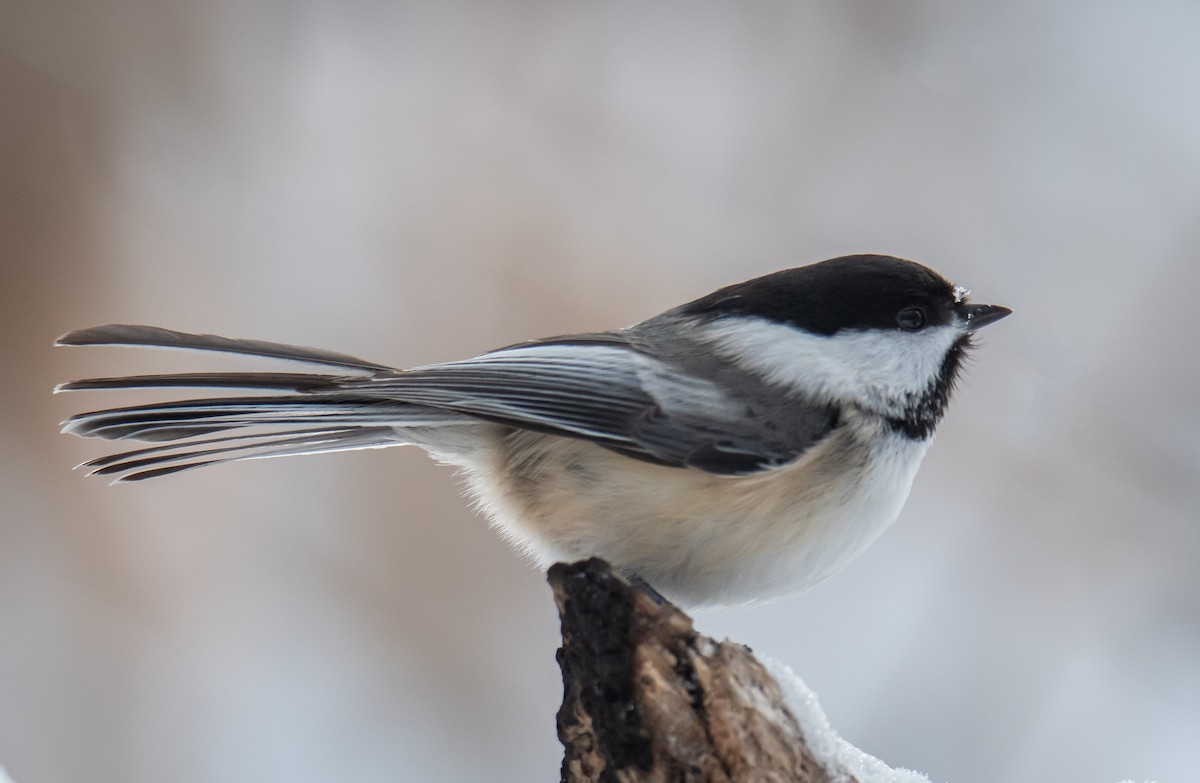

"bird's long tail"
[56,325,466,482]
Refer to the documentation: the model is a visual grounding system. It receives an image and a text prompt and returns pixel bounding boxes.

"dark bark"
[550,558,846,783]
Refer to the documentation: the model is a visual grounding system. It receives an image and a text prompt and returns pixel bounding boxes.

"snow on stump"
[549,557,928,783]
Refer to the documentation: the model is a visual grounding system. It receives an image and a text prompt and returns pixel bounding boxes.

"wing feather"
[339,340,837,474]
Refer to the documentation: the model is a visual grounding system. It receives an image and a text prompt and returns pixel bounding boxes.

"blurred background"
[3,1,1198,781]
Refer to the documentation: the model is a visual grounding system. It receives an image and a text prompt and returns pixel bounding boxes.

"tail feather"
[62,396,463,441]
[57,372,349,393]
[78,427,353,468]
[56,324,393,372]
[90,426,401,483]
[56,325,475,479]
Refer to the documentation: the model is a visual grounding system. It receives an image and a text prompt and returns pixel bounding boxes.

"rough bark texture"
[550,558,845,783]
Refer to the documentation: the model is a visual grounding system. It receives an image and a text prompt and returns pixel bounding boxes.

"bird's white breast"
[454,413,930,606]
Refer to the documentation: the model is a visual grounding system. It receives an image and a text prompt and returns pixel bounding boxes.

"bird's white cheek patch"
[702,319,962,410]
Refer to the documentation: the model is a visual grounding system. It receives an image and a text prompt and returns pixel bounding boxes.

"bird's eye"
[896,306,927,331]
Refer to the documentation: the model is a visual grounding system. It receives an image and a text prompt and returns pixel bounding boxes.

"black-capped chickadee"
[57,254,1010,605]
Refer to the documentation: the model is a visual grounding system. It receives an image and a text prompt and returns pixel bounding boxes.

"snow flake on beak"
[953,285,971,304]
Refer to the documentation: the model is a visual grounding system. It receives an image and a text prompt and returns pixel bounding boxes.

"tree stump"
[550,558,852,783]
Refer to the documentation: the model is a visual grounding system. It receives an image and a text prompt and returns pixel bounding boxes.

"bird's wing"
[351,336,838,475]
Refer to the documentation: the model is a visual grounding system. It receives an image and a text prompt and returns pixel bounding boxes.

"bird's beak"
[960,303,1012,331]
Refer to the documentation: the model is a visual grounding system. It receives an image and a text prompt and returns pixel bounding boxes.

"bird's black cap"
[678,254,961,336]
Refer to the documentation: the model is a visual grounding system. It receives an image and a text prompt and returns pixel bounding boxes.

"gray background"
[3,2,1197,781]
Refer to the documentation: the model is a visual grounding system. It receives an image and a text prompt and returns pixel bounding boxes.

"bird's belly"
[463,426,930,606]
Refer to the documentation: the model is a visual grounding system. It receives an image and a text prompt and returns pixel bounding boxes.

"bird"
[56,254,1010,606]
